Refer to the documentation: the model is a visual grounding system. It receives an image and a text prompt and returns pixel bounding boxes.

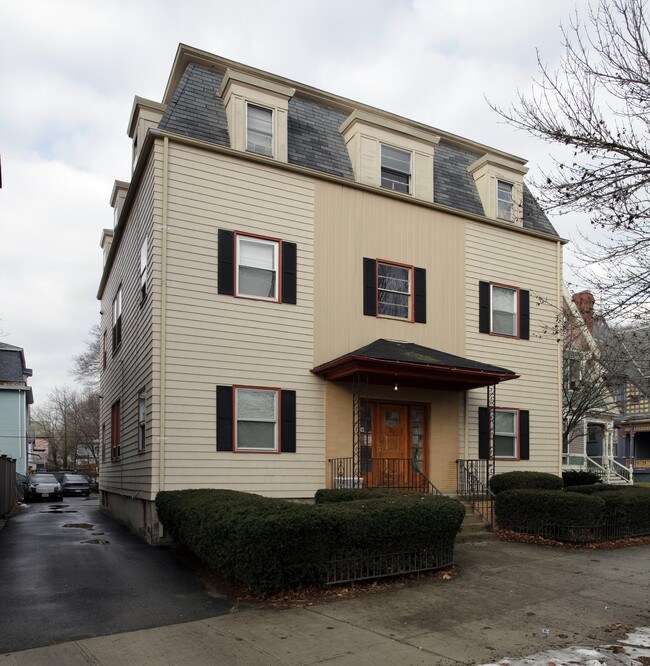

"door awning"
[311,339,518,391]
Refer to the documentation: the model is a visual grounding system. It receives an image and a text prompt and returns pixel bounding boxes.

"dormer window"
[246,104,273,156]
[497,180,514,221]
[381,145,411,194]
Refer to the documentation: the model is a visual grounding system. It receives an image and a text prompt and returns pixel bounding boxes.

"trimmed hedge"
[156,489,465,595]
[496,489,605,530]
[564,483,632,494]
[490,471,564,494]
[314,488,404,503]
[562,470,602,487]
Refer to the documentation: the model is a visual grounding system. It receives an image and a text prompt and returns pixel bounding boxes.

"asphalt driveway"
[0,496,234,653]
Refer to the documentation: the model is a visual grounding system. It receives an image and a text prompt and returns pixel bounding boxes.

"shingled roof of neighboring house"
[0,343,27,383]
[159,63,558,237]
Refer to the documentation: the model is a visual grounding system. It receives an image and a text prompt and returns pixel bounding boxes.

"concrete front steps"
[455,498,498,543]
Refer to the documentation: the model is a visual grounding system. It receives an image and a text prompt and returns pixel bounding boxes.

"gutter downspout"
[557,239,563,476]
[159,136,169,508]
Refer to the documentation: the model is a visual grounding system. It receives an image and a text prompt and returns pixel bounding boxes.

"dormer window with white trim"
[380,145,411,194]
[497,180,514,221]
[246,104,273,156]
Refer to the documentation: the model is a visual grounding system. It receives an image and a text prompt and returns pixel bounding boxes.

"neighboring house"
[562,291,630,483]
[0,342,33,477]
[98,44,565,542]
[28,436,50,471]
[573,292,650,483]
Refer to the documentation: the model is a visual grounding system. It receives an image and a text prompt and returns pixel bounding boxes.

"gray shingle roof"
[349,339,516,375]
[158,64,558,237]
[0,348,24,382]
[434,143,485,217]
[159,64,230,147]
[288,97,354,179]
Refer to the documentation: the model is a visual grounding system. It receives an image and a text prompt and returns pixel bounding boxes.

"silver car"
[24,473,63,502]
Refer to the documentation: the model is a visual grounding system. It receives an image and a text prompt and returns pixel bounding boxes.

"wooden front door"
[375,403,409,486]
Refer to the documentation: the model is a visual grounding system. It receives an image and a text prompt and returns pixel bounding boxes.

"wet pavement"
[0,496,235,653]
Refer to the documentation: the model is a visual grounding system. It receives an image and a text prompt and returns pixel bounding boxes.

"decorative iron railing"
[329,457,441,495]
[502,510,650,543]
[456,459,494,528]
[325,544,454,585]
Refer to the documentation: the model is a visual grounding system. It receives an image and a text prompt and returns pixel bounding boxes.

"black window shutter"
[519,410,530,460]
[280,390,296,453]
[216,385,233,451]
[519,289,530,340]
[281,242,297,305]
[363,258,377,316]
[479,281,490,333]
[413,267,426,323]
[218,229,235,295]
[478,406,489,460]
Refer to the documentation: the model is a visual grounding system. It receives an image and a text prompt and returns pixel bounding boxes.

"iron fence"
[326,544,455,585]
[503,511,650,543]
[329,457,441,495]
[456,459,494,527]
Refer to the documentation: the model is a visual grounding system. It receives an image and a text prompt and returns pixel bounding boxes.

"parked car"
[61,473,91,497]
[24,473,63,502]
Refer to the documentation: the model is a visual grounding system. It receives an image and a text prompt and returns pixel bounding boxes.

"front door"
[375,403,409,487]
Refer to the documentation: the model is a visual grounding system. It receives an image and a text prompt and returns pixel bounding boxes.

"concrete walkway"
[2,540,649,665]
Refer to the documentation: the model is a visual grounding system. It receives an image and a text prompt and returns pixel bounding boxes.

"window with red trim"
[110,401,120,461]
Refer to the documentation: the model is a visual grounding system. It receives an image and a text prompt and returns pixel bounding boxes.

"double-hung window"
[491,285,517,337]
[380,145,411,194]
[497,180,514,221]
[236,235,278,300]
[235,388,278,452]
[494,409,518,458]
[377,261,412,319]
[246,104,273,156]
[138,389,146,452]
[112,287,122,352]
[479,281,529,340]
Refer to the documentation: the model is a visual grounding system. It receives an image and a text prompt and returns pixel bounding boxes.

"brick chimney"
[572,291,595,333]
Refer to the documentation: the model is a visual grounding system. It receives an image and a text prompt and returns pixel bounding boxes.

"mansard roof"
[158,57,558,238]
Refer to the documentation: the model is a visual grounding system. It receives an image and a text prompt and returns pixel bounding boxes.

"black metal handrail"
[456,459,494,528]
[329,457,442,495]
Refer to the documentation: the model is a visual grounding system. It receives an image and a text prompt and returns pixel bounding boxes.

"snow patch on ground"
[481,626,650,665]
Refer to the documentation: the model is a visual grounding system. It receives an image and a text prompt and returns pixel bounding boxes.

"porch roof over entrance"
[311,339,518,391]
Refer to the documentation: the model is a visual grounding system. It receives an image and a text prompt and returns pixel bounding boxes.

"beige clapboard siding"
[100,148,159,499]
[465,220,562,475]
[314,180,466,366]
[158,142,324,496]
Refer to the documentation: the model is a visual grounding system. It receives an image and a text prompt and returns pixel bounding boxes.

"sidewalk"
[2,539,649,665]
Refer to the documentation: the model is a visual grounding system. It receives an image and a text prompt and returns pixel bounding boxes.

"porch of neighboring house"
[311,339,518,531]
[563,418,633,484]
[617,422,650,483]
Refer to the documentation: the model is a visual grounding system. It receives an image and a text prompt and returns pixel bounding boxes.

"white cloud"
[0,0,597,402]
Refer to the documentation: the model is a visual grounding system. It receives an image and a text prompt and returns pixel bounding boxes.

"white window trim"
[490,284,518,337]
[494,408,519,459]
[140,239,147,301]
[496,179,514,222]
[235,234,279,302]
[380,144,412,194]
[235,387,279,452]
[245,102,274,157]
[377,260,413,321]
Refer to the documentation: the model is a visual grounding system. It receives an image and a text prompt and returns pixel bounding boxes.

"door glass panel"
[385,411,399,428]
[411,407,424,473]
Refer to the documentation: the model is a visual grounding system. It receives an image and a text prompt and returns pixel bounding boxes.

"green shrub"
[496,489,605,530]
[599,490,650,536]
[156,489,465,595]
[564,483,642,495]
[490,471,563,494]
[562,470,602,487]
[314,488,404,503]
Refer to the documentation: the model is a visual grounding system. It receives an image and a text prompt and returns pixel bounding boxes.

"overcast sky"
[0,0,593,404]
